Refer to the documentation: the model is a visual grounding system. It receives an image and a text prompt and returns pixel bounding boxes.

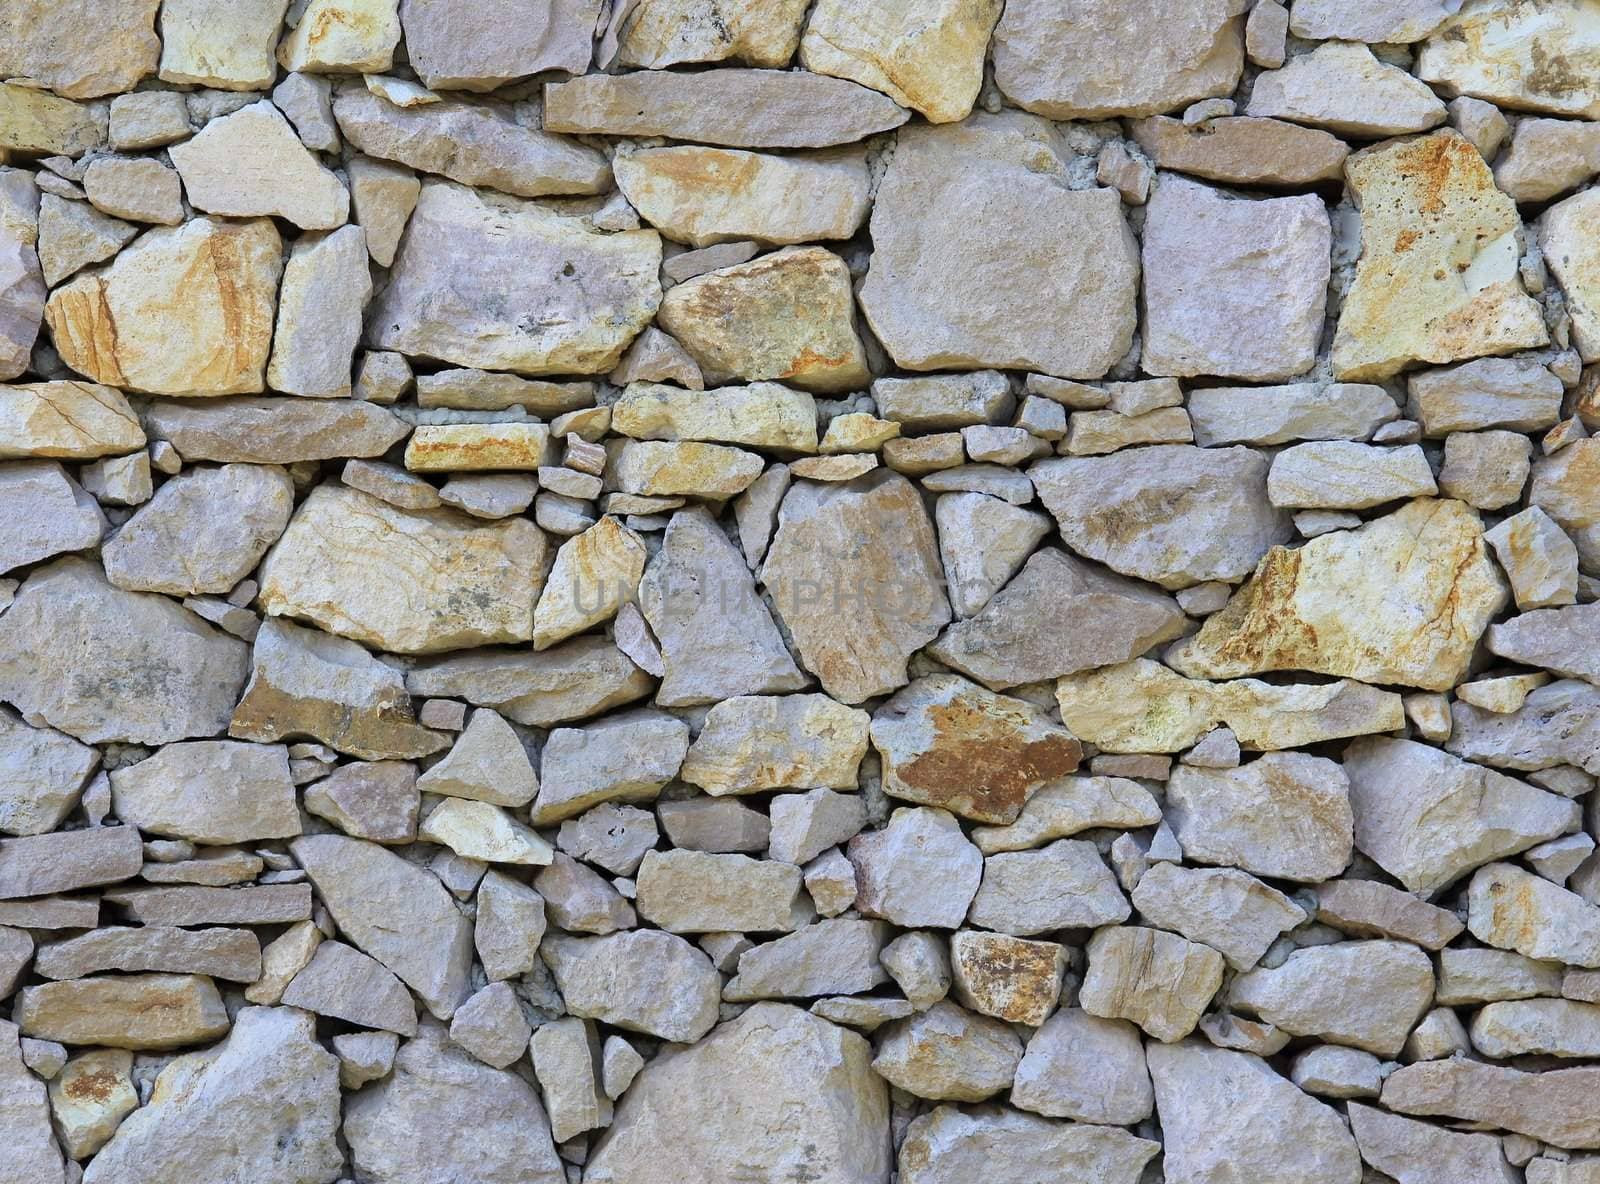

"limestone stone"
[342,158,416,270]
[37,195,136,287]
[0,461,103,576]
[636,849,808,934]
[1485,507,1581,609]
[0,1020,60,1184]
[588,1002,888,1183]
[267,225,370,398]
[370,181,660,375]
[1382,1057,1600,1149]
[1292,1046,1384,1099]
[615,146,869,248]
[1130,115,1347,188]
[1350,1103,1518,1184]
[343,1021,563,1184]
[142,397,408,463]
[277,0,402,73]
[473,870,546,982]
[873,999,1023,1101]
[281,940,417,1035]
[259,483,547,653]
[414,708,535,807]
[723,917,888,1000]
[1141,176,1328,381]
[0,0,159,99]
[1441,429,1535,510]
[332,1029,396,1090]
[291,834,473,1019]
[541,930,721,1042]
[333,88,608,199]
[1315,879,1464,950]
[613,381,817,450]
[1290,0,1458,41]
[934,492,1050,619]
[1032,445,1289,589]
[969,839,1129,935]
[861,113,1138,378]
[603,0,808,69]
[48,1047,136,1160]
[531,516,646,651]
[1010,1007,1151,1123]
[611,326,704,391]
[0,708,96,837]
[46,218,283,397]
[1333,131,1548,381]
[1470,861,1600,967]
[408,637,653,728]
[158,0,288,88]
[1131,862,1304,970]
[1489,604,1600,681]
[870,674,1082,825]
[532,709,688,823]
[0,383,143,460]
[1496,118,1600,203]
[848,807,981,929]
[544,68,909,148]
[969,775,1162,854]
[1080,926,1224,1043]
[0,824,140,900]
[1416,0,1600,120]
[992,0,1242,119]
[899,1105,1158,1184]
[1169,499,1509,691]
[1248,42,1446,136]
[799,0,1002,123]
[1268,441,1439,511]
[1543,190,1600,363]
[34,925,258,983]
[103,463,293,596]
[108,741,298,844]
[81,157,182,226]
[1472,998,1600,1058]
[403,422,551,472]
[1531,439,1600,573]
[530,1015,608,1140]
[610,439,764,497]
[681,694,868,796]
[0,557,247,744]
[1345,736,1579,895]
[402,0,601,88]
[0,83,105,158]
[557,803,657,876]
[1408,358,1564,434]
[17,974,228,1050]
[1448,679,1600,775]
[0,175,39,380]
[950,931,1066,1026]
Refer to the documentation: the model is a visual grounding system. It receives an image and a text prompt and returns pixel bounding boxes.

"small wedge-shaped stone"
[1470,862,1600,968]
[1149,1040,1362,1184]
[231,618,447,761]
[1382,1058,1600,1149]
[267,224,370,398]
[871,674,1082,825]
[1129,115,1348,187]
[259,483,547,653]
[109,741,299,844]
[1268,442,1438,510]
[0,382,144,460]
[475,870,546,982]
[970,775,1161,854]
[1333,130,1547,381]
[1230,941,1434,1056]
[102,463,294,596]
[1080,926,1223,1043]
[1489,604,1600,684]
[762,470,951,703]
[419,798,553,866]
[0,461,103,576]
[17,974,228,1050]
[612,381,819,451]
[1167,752,1353,882]
[533,708,688,823]
[370,180,661,375]
[1344,737,1579,895]
[1416,0,1600,120]
[79,1006,342,1184]
[901,1104,1157,1184]
[723,918,888,1001]
[333,87,609,198]
[680,693,869,795]
[38,191,136,287]
[862,113,1139,378]
[992,0,1242,119]
[0,558,247,744]
[291,834,473,1019]
[636,849,809,934]
[415,708,535,806]
[407,637,653,727]
[34,926,260,982]
[0,707,97,837]
[532,516,647,650]
[1315,879,1464,950]
[542,930,721,1042]
[46,218,283,397]
[169,101,347,229]
[1170,499,1508,691]
[0,825,141,899]
[544,68,909,148]
[142,397,407,463]
[49,1047,136,1160]
[1032,445,1291,589]
[928,548,1185,690]
[935,491,1050,619]
[615,146,869,247]
[1247,42,1446,136]
[657,246,868,393]
[281,940,417,1035]
[1131,862,1304,971]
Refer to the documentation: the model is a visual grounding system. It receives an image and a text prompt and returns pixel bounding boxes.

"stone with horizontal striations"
[0,707,97,837]
[0,0,159,99]
[1333,130,1548,381]
[1267,441,1437,509]
[544,68,909,148]
[402,0,601,89]
[46,218,283,397]
[1188,383,1399,447]
[1169,498,1508,691]
[407,637,653,727]
[899,1105,1158,1184]
[542,930,721,1042]
[1247,41,1446,136]
[1382,1057,1600,1149]
[17,974,229,1050]
[0,461,103,576]
[0,558,247,745]
[613,381,818,451]
[109,741,299,845]
[259,483,547,654]
[1132,862,1304,971]
[1417,0,1600,120]
[1130,116,1349,187]
[1344,736,1579,895]
[0,825,141,900]
[404,423,551,471]
[532,708,688,823]
[34,926,260,983]
[681,694,869,795]
[1080,926,1224,1043]
[970,775,1161,854]
[723,918,888,1001]
[861,112,1139,378]
[610,440,765,498]
[993,0,1242,119]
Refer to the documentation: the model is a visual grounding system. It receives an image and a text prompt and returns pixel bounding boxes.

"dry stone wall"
[3,1,1600,1182]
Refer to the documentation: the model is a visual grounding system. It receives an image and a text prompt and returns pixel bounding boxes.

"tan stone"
[950,931,1066,1026]
[141,398,408,463]
[1332,130,1548,381]
[0,382,143,460]
[1129,115,1348,188]
[278,0,402,73]
[1055,658,1405,753]
[1541,189,1600,364]
[609,439,765,498]
[612,381,818,451]
[0,84,105,157]
[17,975,229,1050]
[0,0,159,99]
[1497,118,1600,203]
[49,1048,137,1159]
[614,146,869,248]
[1169,498,1509,691]
[680,694,869,796]
[46,218,283,397]
[1382,1058,1600,1150]
[533,516,648,650]
[259,483,548,653]
[346,156,419,267]
[37,193,137,287]
[403,423,552,471]
[159,0,290,89]
[1080,926,1224,1043]
[1417,0,1600,120]
[170,101,348,230]
[1246,42,1447,137]
[799,0,1003,123]
[606,0,809,69]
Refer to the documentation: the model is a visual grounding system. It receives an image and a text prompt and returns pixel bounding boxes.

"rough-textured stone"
[1080,926,1224,1043]
[0,708,97,837]
[1417,0,1600,120]
[542,930,721,1042]
[401,0,601,89]
[0,382,144,460]
[949,930,1067,1026]
[0,461,103,577]
[899,1105,1157,1184]
[1132,862,1304,970]
[532,708,687,823]
[873,999,1022,1102]
[681,694,868,796]
[17,974,229,1050]
[108,741,298,844]
[1470,862,1600,968]
[0,0,159,99]
[1382,1057,1600,1149]
[1247,42,1446,136]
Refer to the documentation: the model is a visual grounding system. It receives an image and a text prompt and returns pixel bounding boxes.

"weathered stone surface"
[1170,499,1508,690]
[370,181,659,375]
[1447,679,1600,775]
[949,931,1066,1026]
[1382,1057,1600,1149]
[532,708,688,823]
[1417,0,1600,120]
[589,1002,888,1183]
[37,194,136,288]
[604,0,808,69]
[17,974,228,1050]
[1531,438,1600,574]
[970,775,1161,854]
[1489,604,1600,683]
[267,225,370,399]
[861,113,1138,378]
[993,0,1242,119]
[0,461,103,576]
[291,834,472,1019]
[723,917,887,1001]
[1470,861,1600,968]
[1486,506,1580,611]
[281,940,417,1035]
[968,839,1128,935]
[142,397,407,463]
[1472,998,1600,1059]
[401,0,601,89]
[108,741,298,844]
[408,637,652,728]
[1344,736,1579,895]
[1408,357,1565,435]
[933,492,1049,619]
[0,1017,63,1180]
[544,68,909,148]
[34,925,258,983]
[1193,383,1397,448]
[1230,940,1434,1055]
[1248,42,1446,136]
[1349,1102,1518,1184]
[848,807,981,929]
[169,101,347,230]
[613,381,817,451]
[1009,1007,1152,1123]
[899,1105,1158,1184]
[0,0,159,99]
[47,1046,135,1159]
[473,870,545,982]
[681,694,868,795]
[1315,878,1464,950]
[0,824,140,900]
[542,930,720,1042]
[0,708,96,837]
[871,674,1082,825]
[0,171,42,385]
[761,471,950,703]
[1080,926,1224,1043]
[1268,442,1438,509]
[1333,131,1548,381]
[636,848,808,933]
[259,483,546,654]
[873,999,1022,1101]
[46,218,283,397]
[0,557,247,744]
[344,1020,563,1184]
[277,0,401,73]
[1131,115,1347,187]
[1132,862,1304,970]
[158,0,288,89]
[1542,190,1600,364]
[530,515,644,651]
[0,383,144,460]
[1141,176,1328,381]
[1291,0,1458,41]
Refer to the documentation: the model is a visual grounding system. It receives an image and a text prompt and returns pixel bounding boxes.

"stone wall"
[2,1,1599,1182]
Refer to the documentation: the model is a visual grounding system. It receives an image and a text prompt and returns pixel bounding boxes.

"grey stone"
[1010,1007,1152,1124]
[541,930,721,1043]
[108,741,299,844]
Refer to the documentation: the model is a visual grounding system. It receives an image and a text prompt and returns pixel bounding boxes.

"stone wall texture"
[3,1,1600,1182]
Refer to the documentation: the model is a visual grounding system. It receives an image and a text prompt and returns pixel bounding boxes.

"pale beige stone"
[532,516,647,650]
[1417,0,1600,120]
[613,381,817,450]
[37,194,136,287]
[109,741,299,845]
[799,0,1003,123]
[81,157,182,226]
[899,1105,1158,1184]
[1080,926,1224,1043]
[1497,117,1600,203]
[1230,941,1435,1056]
[969,775,1162,855]
[267,225,370,398]
[278,0,402,73]
[159,0,290,89]
[346,156,419,267]
[1333,130,1548,381]
[0,383,142,460]
[606,0,810,69]
[681,693,869,796]
[0,84,105,157]
[142,397,408,463]
[1382,1057,1600,1150]
[1541,189,1600,363]
[17,975,229,1050]
[1247,42,1447,136]
[0,0,159,99]
[419,798,553,866]
[169,101,347,230]
[610,439,765,498]
[1290,0,1458,41]
[1267,441,1438,509]
[1130,115,1348,187]
[1486,505,1581,609]
[402,0,602,89]
[49,1048,136,1159]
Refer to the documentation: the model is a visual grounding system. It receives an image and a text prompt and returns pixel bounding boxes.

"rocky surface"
[3,8,1600,1183]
